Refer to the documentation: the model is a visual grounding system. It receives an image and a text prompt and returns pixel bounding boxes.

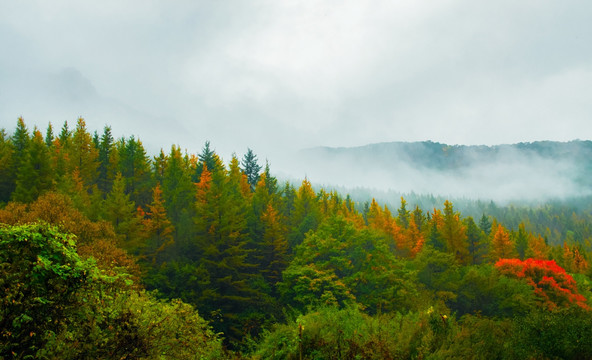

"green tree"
[514,223,529,260]
[140,183,175,265]
[97,126,117,195]
[441,200,469,264]
[67,117,98,190]
[288,178,321,250]
[193,157,266,344]
[118,136,153,206]
[12,129,53,202]
[103,173,141,251]
[44,122,54,148]
[464,216,488,265]
[0,223,94,358]
[162,145,196,244]
[241,148,262,191]
[0,129,14,203]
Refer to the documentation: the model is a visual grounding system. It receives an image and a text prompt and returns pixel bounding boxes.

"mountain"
[295,140,592,202]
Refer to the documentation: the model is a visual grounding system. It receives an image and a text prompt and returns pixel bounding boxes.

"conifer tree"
[194,141,220,181]
[97,126,116,195]
[118,136,152,206]
[241,148,262,191]
[441,200,470,264]
[193,156,264,343]
[68,118,98,189]
[142,184,175,265]
[162,145,196,244]
[288,178,321,249]
[397,197,410,228]
[514,223,529,260]
[12,130,53,203]
[479,214,492,236]
[0,129,14,203]
[526,234,549,260]
[490,224,515,260]
[45,122,54,148]
[103,173,141,251]
[464,216,487,265]
[152,149,167,185]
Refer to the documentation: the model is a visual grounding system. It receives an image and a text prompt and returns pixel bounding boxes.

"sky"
[1,0,592,176]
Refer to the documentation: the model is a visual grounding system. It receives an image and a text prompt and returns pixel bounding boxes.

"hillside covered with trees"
[2,117,592,359]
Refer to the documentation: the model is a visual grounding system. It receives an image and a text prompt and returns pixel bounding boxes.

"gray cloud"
[1,0,591,180]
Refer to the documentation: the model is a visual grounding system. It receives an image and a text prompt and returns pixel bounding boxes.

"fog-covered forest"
[2,117,592,359]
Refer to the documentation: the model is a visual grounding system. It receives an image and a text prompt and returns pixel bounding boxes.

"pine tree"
[526,234,549,260]
[97,126,116,195]
[103,173,141,251]
[260,203,288,288]
[152,149,167,185]
[397,197,410,228]
[45,123,54,148]
[479,214,492,236]
[118,136,152,206]
[0,129,14,203]
[241,148,262,191]
[464,216,487,265]
[142,184,175,265]
[490,224,515,260]
[194,141,221,181]
[12,130,53,203]
[441,200,469,264]
[68,118,98,190]
[162,145,196,244]
[514,223,529,260]
[193,157,263,343]
[288,178,321,249]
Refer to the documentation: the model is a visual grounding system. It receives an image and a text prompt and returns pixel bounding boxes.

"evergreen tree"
[45,123,54,148]
[118,136,152,206]
[479,214,492,236]
[288,178,321,250]
[398,197,410,228]
[441,200,470,264]
[193,157,264,343]
[68,118,98,190]
[514,223,529,260]
[241,148,262,191]
[153,149,167,185]
[194,141,220,181]
[0,129,14,203]
[97,126,116,195]
[12,130,53,203]
[103,173,141,251]
[490,224,515,260]
[464,216,487,265]
[141,184,175,265]
[162,145,196,245]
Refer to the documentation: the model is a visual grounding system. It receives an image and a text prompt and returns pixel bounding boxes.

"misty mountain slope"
[296,140,592,202]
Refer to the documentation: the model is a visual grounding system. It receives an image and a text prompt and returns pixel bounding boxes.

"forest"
[2,117,592,359]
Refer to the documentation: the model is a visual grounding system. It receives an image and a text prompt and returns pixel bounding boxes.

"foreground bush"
[0,223,224,359]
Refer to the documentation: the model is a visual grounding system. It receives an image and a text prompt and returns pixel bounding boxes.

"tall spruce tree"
[241,148,262,191]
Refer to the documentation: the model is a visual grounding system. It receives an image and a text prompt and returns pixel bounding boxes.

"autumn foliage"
[495,258,590,311]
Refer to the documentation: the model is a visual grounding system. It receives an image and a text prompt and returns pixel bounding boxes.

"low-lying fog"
[278,141,592,204]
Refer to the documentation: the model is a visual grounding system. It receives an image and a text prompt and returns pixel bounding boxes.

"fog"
[286,142,591,204]
[1,1,592,201]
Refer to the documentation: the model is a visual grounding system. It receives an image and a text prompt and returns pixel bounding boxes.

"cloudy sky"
[1,0,591,167]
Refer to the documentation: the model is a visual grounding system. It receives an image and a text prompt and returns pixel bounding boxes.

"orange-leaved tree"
[495,258,590,311]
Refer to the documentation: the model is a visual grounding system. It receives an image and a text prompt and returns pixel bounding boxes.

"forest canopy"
[1,117,592,359]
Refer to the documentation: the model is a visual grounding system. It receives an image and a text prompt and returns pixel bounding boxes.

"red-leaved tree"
[495,258,590,311]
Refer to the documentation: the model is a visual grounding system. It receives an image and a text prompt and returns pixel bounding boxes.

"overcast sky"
[1,0,592,167]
